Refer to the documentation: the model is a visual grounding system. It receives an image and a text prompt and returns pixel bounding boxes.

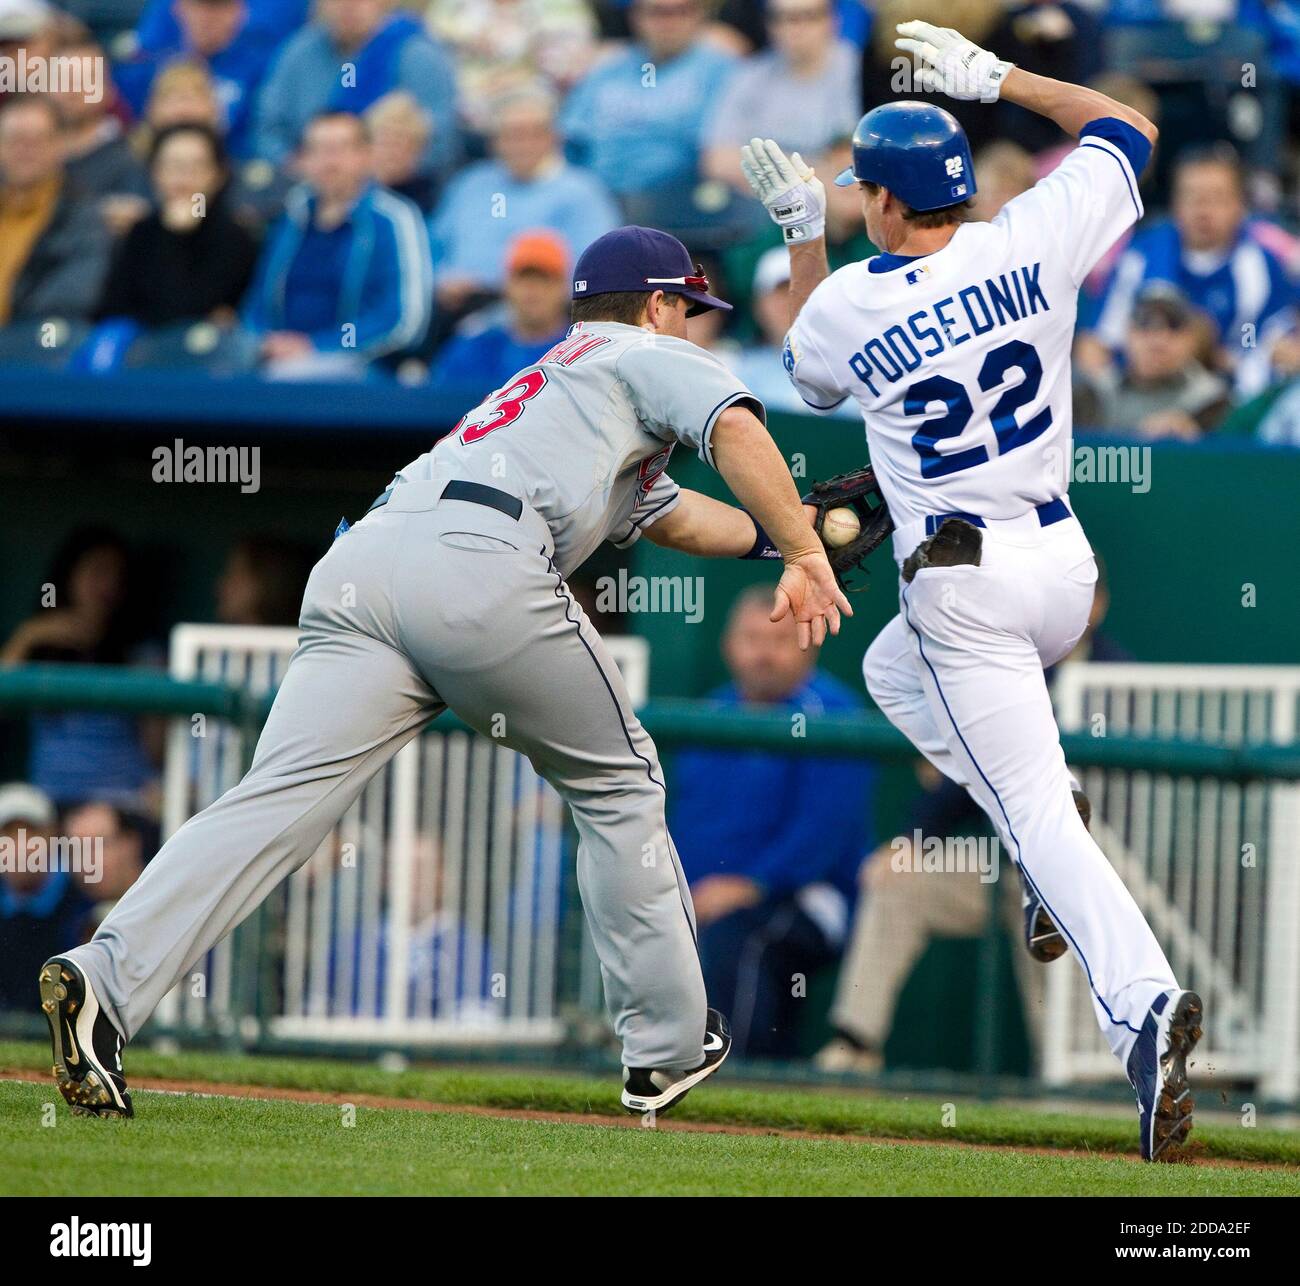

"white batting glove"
[895,20,1015,103]
[740,138,826,244]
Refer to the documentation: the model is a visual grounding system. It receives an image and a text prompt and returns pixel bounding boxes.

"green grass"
[2,1041,1297,1195]
[1,1081,1297,1197]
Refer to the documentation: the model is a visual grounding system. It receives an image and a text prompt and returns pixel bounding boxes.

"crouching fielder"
[742,21,1202,1159]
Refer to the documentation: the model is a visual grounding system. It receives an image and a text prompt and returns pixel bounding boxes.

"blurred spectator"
[0,0,58,101]
[671,586,875,1059]
[139,56,224,135]
[134,0,308,52]
[560,0,737,219]
[253,0,460,178]
[727,247,819,415]
[430,83,618,314]
[243,111,431,378]
[970,140,1036,222]
[711,0,873,52]
[703,0,859,194]
[130,57,292,231]
[425,0,599,135]
[116,0,284,159]
[430,231,571,400]
[0,95,109,324]
[365,90,437,213]
[0,781,89,1011]
[50,26,149,203]
[64,801,154,935]
[986,1,1102,154]
[1087,146,1299,397]
[0,527,159,810]
[1075,284,1230,438]
[215,534,315,625]
[96,123,259,329]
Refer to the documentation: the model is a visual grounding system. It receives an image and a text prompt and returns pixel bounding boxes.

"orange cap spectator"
[507,231,569,278]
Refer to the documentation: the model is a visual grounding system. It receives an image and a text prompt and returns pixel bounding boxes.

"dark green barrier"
[2,665,1296,779]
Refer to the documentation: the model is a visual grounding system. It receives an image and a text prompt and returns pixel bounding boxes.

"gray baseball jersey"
[397,320,765,576]
[66,318,768,1083]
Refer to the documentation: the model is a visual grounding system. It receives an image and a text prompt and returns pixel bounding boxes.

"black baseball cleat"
[1127,989,1203,1161]
[1019,789,1091,963]
[620,1008,731,1116]
[38,956,133,1118]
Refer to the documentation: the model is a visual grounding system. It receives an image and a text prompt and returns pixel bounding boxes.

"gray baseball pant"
[67,481,707,1072]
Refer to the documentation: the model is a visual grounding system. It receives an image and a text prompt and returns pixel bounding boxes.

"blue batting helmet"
[834,102,976,212]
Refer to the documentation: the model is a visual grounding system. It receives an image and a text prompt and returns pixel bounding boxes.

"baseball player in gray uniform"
[40,226,851,1119]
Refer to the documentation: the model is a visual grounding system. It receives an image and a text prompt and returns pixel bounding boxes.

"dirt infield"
[5,1068,1289,1172]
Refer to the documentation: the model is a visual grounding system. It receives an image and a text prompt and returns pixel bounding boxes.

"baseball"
[822,506,861,549]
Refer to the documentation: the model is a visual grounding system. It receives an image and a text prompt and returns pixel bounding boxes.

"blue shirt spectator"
[253,4,459,176]
[668,586,875,1058]
[243,114,431,370]
[116,0,284,158]
[673,671,873,901]
[430,84,619,307]
[430,230,572,402]
[135,0,309,51]
[560,0,736,200]
[1090,148,1298,396]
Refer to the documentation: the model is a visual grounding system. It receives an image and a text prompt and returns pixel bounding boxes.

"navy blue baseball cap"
[572,226,731,316]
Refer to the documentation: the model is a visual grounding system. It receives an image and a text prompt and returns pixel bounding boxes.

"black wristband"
[741,511,782,560]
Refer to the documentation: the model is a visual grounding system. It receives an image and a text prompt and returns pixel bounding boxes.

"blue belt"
[923,498,1070,537]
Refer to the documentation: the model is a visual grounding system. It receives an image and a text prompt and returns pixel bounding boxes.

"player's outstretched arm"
[708,405,852,649]
[895,21,1157,148]
[643,490,765,558]
[998,68,1158,146]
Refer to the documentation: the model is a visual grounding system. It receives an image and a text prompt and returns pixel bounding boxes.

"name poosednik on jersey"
[785,118,1152,536]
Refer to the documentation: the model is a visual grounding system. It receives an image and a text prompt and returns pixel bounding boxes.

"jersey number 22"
[905,339,1051,478]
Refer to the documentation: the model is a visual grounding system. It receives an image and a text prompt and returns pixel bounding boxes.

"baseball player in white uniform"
[40,226,851,1121]
[742,21,1203,1159]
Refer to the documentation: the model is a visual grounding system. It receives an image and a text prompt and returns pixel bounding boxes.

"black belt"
[367,480,523,521]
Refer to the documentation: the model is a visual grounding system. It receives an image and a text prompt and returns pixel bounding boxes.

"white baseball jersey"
[398,320,764,577]
[785,120,1148,533]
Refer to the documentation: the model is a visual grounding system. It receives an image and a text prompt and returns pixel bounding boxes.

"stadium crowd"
[0,0,1297,435]
[3,0,1300,1048]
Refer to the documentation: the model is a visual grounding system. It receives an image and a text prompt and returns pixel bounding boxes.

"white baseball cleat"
[621,1008,731,1116]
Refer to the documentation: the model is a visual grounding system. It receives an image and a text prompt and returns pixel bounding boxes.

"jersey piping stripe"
[1080,139,1141,221]
[543,549,700,951]
[900,585,1141,1037]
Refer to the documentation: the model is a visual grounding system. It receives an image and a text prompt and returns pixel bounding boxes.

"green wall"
[632,415,1299,698]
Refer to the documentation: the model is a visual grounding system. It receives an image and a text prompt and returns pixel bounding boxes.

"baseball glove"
[801,465,895,591]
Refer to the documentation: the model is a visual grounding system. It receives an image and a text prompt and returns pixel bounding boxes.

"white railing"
[154,623,647,1047]
[1049,663,1300,1102]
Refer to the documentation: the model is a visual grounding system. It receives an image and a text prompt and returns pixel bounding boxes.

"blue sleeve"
[250,41,302,163]
[319,199,430,357]
[241,220,289,332]
[1079,116,1152,176]
[741,756,872,898]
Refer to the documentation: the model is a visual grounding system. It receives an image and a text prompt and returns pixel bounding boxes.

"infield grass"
[1,1040,1296,1196]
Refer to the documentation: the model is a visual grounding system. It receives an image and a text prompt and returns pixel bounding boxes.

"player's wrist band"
[742,511,782,560]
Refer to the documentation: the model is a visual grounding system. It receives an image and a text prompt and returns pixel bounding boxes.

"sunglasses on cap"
[644,265,712,292]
